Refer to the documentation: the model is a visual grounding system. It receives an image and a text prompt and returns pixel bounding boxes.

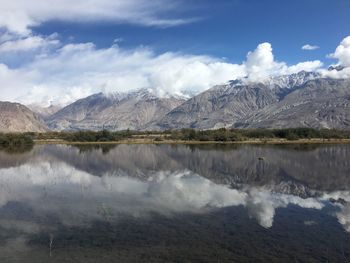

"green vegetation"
[168,128,350,142]
[34,130,133,142]
[0,133,34,153]
[0,133,34,146]
[29,128,350,143]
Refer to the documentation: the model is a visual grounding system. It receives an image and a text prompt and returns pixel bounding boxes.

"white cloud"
[302,44,320,51]
[0,38,247,106]
[243,42,322,82]
[0,0,194,35]
[0,34,327,106]
[322,67,350,79]
[287,61,323,74]
[321,35,350,79]
[244,42,283,81]
[329,36,350,67]
[0,33,59,53]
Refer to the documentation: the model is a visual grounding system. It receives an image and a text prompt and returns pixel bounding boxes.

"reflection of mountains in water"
[4,143,349,194]
[1,144,350,248]
[0,159,349,233]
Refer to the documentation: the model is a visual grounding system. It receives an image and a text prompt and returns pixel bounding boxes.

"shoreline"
[34,138,350,145]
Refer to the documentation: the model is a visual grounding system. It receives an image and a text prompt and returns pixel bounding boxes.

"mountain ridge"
[1,71,349,132]
[46,89,186,131]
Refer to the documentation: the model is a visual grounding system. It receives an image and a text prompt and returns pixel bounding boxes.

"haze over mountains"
[0,71,350,132]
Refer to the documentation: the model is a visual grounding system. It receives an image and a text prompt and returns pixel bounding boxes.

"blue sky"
[34,0,350,64]
[0,0,349,105]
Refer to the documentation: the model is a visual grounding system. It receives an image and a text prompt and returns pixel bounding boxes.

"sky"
[0,0,349,106]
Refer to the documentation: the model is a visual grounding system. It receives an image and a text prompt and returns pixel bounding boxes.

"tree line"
[0,133,34,153]
[168,128,350,142]
[0,133,34,146]
[26,128,350,142]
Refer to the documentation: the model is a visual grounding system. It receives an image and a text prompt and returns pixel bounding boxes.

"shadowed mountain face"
[47,90,185,131]
[157,74,350,130]
[236,78,350,129]
[0,101,48,133]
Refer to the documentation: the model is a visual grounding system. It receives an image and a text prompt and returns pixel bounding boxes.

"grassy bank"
[34,138,350,145]
[28,128,350,145]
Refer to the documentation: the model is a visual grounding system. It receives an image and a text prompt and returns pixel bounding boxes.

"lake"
[0,143,350,262]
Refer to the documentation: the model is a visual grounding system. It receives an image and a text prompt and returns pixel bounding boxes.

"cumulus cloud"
[243,42,322,82]
[0,33,325,106]
[321,36,350,79]
[302,44,320,51]
[287,60,323,74]
[0,0,194,35]
[0,41,245,106]
[244,42,284,81]
[329,36,350,67]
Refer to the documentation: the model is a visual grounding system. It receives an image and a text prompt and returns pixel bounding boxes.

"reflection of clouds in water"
[0,162,247,223]
[336,204,350,232]
[0,161,346,232]
[246,188,323,228]
[145,171,246,210]
[321,192,350,232]
[0,162,92,207]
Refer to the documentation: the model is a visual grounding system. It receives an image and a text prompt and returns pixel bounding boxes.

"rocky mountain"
[262,71,319,98]
[47,89,186,131]
[236,78,350,129]
[0,101,48,133]
[46,93,117,130]
[8,71,348,132]
[156,83,278,130]
[155,71,320,130]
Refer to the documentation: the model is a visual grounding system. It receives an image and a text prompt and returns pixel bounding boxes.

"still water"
[0,143,350,262]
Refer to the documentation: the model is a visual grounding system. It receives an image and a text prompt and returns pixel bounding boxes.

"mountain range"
[0,71,349,132]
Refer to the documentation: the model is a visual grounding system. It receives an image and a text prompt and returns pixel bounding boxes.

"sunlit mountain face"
[0,144,350,262]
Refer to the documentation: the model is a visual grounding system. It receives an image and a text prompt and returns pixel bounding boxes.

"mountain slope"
[43,72,350,131]
[46,93,117,130]
[156,72,350,130]
[262,71,319,98]
[236,78,350,129]
[47,89,185,131]
[0,102,48,133]
[156,83,278,130]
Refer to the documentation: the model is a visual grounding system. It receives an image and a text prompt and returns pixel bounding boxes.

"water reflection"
[0,144,350,261]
